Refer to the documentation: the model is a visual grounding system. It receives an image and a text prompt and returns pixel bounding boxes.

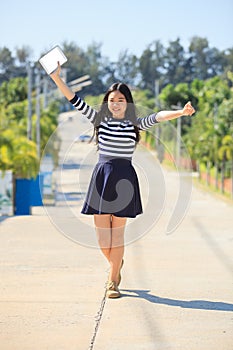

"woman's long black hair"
[93,82,140,144]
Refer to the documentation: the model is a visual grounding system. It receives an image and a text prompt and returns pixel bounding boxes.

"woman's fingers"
[50,61,61,78]
[183,101,195,116]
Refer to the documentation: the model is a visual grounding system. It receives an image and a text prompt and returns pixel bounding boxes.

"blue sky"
[1,0,232,62]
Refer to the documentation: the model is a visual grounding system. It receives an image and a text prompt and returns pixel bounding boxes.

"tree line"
[0,36,233,95]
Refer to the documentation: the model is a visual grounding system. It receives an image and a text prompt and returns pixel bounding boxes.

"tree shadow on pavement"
[121,289,233,312]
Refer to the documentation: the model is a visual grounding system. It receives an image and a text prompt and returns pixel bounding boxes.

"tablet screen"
[39,46,67,74]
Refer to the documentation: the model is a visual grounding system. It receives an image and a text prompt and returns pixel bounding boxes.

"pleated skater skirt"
[81,156,143,218]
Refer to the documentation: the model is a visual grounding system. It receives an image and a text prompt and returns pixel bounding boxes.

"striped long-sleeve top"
[70,94,159,160]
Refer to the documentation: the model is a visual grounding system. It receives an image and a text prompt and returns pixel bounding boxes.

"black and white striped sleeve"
[69,94,97,124]
[137,113,159,130]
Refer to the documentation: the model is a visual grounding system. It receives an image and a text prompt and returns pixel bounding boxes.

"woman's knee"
[94,214,112,248]
[111,216,126,247]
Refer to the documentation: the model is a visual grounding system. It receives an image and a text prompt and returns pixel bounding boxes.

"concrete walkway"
[0,111,233,350]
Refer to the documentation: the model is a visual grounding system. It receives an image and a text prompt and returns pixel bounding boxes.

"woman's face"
[108,90,127,119]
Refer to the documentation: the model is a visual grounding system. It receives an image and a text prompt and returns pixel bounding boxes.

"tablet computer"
[39,45,67,74]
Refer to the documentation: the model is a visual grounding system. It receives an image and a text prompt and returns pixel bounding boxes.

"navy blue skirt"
[81,156,143,218]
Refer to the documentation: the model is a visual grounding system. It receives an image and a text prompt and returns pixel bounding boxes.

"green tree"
[0,77,27,106]
[184,74,232,190]
[113,49,139,87]
[139,40,165,92]
[158,82,196,135]
[0,47,15,83]
[12,137,39,178]
[133,89,155,110]
[219,135,233,164]
[15,45,32,66]
[59,41,105,96]
[188,36,210,80]
[0,128,39,178]
[164,38,186,85]
[0,75,60,177]
[218,135,233,194]
[224,49,233,77]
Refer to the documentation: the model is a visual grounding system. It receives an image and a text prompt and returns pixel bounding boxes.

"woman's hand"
[182,101,195,116]
[49,61,75,101]
[50,61,61,80]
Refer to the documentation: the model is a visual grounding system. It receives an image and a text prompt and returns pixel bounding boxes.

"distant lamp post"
[35,69,41,158]
[213,102,219,190]
[171,103,182,167]
[232,132,233,200]
[27,61,33,140]
[154,79,160,150]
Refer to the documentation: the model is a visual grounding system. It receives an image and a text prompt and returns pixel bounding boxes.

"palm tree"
[0,129,39,178]
[12,137,39,179]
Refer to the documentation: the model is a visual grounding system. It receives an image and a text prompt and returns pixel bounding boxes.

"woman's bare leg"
[94,214,112,261]
[108,215,127,283]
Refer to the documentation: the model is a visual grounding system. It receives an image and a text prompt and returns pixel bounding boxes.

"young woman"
[50,63,195,298]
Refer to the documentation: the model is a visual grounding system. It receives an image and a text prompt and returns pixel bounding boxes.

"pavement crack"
[88,280,107,350]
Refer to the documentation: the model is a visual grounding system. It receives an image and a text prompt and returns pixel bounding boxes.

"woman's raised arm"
[50,62,75,101]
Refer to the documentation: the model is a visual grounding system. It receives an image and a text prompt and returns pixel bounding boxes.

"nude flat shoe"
[106,281,121,298]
